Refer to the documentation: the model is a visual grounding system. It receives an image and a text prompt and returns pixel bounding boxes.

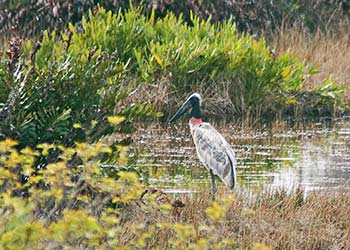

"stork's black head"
[169,93,202,123]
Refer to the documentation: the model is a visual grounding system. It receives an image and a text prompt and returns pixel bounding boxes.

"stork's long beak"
[169,99,191,123]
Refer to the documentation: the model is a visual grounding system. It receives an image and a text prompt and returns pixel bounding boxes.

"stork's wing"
[192,123,236,189]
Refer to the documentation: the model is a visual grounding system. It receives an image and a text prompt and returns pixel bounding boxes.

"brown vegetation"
[273,25,350,92]
[134,187,350,249]
[2,0,350,38]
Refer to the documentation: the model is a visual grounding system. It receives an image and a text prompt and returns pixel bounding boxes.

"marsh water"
[131,118,350,194]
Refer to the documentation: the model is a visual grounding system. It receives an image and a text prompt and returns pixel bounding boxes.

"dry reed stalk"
[121,187,350,249]
[272,25,350,93]
[113,76,171,115]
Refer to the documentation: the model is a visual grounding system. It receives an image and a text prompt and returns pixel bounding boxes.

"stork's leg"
[209,169,216,201]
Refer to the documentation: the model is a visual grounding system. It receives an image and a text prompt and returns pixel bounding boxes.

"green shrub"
[0,7,162,148]
[0,61,9,103]
[0,6,346,150]
[70,7,317,116]
[80,6,347,116]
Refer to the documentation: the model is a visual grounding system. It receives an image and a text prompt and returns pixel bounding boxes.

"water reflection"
[131,119,350,193]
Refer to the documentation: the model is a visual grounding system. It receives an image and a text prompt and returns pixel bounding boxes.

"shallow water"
[131,118,350,194]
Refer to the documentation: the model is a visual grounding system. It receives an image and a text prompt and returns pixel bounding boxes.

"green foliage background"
[0,6,347,148]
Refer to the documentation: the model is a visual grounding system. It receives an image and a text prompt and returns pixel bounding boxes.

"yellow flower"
[107,116,125,125]
[205,201,225,222]
[0,138,18,153]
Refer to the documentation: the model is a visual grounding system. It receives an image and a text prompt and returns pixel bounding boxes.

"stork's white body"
[189,118,236,189]
[169,93,237,199]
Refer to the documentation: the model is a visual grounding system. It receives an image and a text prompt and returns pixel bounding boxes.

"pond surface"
[131,118,350,194]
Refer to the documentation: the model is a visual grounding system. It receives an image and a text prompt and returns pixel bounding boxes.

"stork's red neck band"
[190,117,203,124]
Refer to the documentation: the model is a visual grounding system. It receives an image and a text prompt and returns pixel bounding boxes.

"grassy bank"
[2,120,349,249]
[129,187,350,249]
[1,137,349,250]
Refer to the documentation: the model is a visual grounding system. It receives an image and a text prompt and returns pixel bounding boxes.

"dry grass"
[272,25,350,92]
[121,187,350,249]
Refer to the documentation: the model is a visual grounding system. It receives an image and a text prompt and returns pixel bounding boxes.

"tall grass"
[138,187,350,249]
[273,25,350,90]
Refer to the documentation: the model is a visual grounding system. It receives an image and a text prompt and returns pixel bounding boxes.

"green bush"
[0,6,345,150]
[0,62,9,103]
[66,7,314,116]
[0,7,162,148]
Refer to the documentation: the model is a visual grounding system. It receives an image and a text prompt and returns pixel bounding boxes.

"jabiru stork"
[169,93,236,200]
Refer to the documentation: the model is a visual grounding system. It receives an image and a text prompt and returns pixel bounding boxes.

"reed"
[272,24,350,91]
[119,187,350,249]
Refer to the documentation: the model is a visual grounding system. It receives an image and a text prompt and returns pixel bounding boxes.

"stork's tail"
[227,156,236,189]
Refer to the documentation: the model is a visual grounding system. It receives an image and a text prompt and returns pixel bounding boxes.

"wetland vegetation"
[1,1,350,249]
